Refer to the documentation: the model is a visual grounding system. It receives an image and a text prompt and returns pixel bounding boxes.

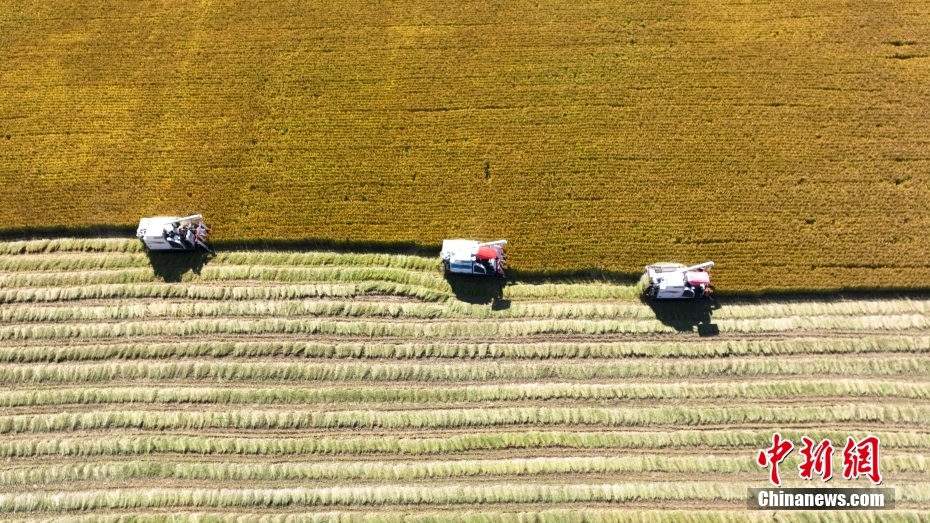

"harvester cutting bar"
[195,239,213,254]
[172,214,203,224]
[682,261,715,272]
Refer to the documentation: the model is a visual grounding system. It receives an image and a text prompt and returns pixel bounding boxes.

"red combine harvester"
[440,239,507,278]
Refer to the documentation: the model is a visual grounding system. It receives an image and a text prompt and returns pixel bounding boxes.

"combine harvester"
[441,239,507,278]
[136,214,212,253]
[643,261,715,300]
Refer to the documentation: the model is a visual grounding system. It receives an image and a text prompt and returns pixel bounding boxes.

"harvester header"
[136,214,212,253]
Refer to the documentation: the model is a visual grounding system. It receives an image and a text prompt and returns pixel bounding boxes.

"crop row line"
[0,239,142,255]
[3,483,928,511]
[0,267,644,300]
[2,357,927,383]
[2,509,926,523]
[3,380,930,408]
[3,337,928,363]
[3,455,928,486]
[1,404,926,434]
[0,266,447,290]
[0,251,441,273]
[0,300,459,322]
[5,299,930,323]
[0,283,448,304]
[0,318,668,340]
[6,430,929,459]
[4,315,930,340]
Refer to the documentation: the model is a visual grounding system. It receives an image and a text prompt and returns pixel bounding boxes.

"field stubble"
[0,239,929,518]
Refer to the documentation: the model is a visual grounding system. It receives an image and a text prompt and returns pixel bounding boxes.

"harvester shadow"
[643,299,721,335]
[214,238,437,256]
[444,274,510,309]
[145,251,213,283]
[0,225,137,240]
[508,268,642,286]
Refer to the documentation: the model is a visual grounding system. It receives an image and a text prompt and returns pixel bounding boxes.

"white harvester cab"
[441,239,507,278]
[644,261,714,300]
[136,214,212,253]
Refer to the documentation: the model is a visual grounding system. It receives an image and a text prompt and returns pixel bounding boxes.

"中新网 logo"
[757,433,882,486]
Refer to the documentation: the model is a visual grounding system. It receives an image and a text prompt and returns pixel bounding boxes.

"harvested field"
[2,2,930,291]
[0,239,928,521]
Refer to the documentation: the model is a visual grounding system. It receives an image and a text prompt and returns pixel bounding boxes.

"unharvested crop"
[3,0,930,291]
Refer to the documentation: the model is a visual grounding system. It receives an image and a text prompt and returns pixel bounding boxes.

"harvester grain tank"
[441,239,507,277]
[136,214,212,253]
[643,261,714,299]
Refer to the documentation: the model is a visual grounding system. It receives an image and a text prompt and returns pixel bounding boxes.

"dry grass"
[4,380,930,408]
[0,483,777,510]
[4,455,929,485]
[6,429,930,459]
[6,298,930,322]
[4,483,930,509]
[2,337,929,363]
[6,314,930,341]
[4,356,928,384]
[3,404,929,435]
[2,511,929,523]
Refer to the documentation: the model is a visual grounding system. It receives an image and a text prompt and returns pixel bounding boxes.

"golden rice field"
[0,238,929,521]
[2,1,930,291]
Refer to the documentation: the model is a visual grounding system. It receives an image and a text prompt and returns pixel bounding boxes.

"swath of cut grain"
[5,429,930,459]
[2,356,929,384]
[4,380,930,408]
[1,239,930,516]
[2,336,929,363]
